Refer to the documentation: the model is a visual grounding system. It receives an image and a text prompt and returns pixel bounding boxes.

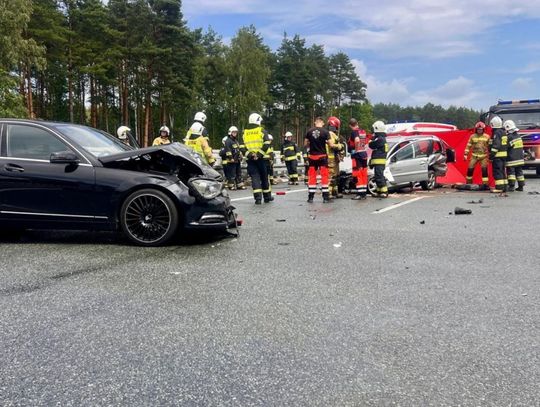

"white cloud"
[352,59,485,108]
[511,77,535,92]
[519,62,540,74]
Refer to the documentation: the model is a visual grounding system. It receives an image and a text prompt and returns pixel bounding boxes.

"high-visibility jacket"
[465,133,490,158]
[368,132,388,165]
[242,125,271,160]
[152,137,171,146]
[326,130,343,160]
[281,140,300,161]
[185,134,215,165]
[506,131,524,167]
[490,128,508,159]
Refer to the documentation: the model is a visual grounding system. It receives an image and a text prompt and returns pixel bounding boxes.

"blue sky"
[182,0,540,112]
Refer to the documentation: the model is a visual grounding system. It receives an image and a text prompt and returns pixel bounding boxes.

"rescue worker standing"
[152,125,171,146]
[327,117,344,198]
[304,117,337,203]
[349,118,369,199]
[368,120,389,198]
[185,122,216,166]
[222,126,246,190]
[489,116,508,195]
[464,122,490,189]
[185,112,209,142]
[504,120,525,192]
[242,113,273,204]
[281,131,301,185]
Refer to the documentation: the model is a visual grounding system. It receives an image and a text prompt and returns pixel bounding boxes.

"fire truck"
[481,99,540,175]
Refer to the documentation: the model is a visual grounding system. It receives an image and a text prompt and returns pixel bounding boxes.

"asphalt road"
[1,174,539,406]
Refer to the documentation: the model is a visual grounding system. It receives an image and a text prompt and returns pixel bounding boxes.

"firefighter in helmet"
[222,126,245,190]
[185,122,216,166]
[504,119,525,192]
[489,116,508,195]
[152,125,171,146]
[368,120,389,198]
[464,121,490,189]
[280,131,301,185]
[326,116,344,198]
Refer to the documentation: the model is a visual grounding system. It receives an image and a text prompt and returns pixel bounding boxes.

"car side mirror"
[390,155,397,163]
[50,151,79,164]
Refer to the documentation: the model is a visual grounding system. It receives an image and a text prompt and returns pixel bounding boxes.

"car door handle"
[4,163,25,173]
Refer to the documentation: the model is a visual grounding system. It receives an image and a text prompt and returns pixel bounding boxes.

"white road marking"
[230,188,308,202]
[372,196,427,214]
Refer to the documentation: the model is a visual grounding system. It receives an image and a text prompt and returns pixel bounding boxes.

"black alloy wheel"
[120,189,179,246]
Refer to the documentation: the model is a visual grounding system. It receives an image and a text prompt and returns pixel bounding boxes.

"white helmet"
[489,116,503,129]
[222,136,228,145]
[189,122,204,136]
[228,126,238,135]
[248,113,263,125]
[267,134,273,141]
[159,125,170,135]
[117,125,130,139]
[285,131,293,138]
[503,119,518,133]
[194,112,207,123]
[372,120,386,133]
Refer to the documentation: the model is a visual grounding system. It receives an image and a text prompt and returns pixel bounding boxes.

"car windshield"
[496,111,540,129]
[54,124,132,157]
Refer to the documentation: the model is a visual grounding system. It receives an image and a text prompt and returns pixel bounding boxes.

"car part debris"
[454,207,472,215]
[467,199,484,204]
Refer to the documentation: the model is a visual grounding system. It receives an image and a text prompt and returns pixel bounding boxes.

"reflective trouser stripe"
[507,175,516,181]
[253,189,262,193]
[370,158,386,165]
[506,160,525,167]
[495,179,505,185]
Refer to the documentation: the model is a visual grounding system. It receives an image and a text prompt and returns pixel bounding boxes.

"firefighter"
[504,119,525,192]
[222,126,246,190]
[327,117,344,198]
[117,126,131,145]
[152,125,171,146]
[185,112,209,142]
[265,134,278,186]
[464,122,490,189]
[241,113,273,204]
[304,117,337,203]
[281,131,301,185]
[185,122,216,166]
[349,118,369,199]
[489,116,508,195]
[368,120,389,198]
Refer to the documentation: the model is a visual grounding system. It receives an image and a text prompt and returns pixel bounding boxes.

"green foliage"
[0,1,481,141]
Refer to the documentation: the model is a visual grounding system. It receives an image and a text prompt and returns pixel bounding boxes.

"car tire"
[367,177,378,196]
[120,188,179,246]
[420,170,436,190]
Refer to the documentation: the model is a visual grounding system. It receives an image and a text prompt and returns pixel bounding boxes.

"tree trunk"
[143,67,153,147]
[26,65,34,119]
[121,65,129,125]
[79,77,86,123]
[90,76,97,128]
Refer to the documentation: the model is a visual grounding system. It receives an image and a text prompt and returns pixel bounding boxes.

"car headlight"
[189,178,223,200]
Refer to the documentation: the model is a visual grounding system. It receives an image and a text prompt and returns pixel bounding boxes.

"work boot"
[516,182,525,191]
[378,192,389,199]
[263,193,274,203]
[294,181,299,185]
[255,199,262,205]
[307,193,314,203]
[352,194,366,200]
[482,184,490,191]
[323,193,331,203]
[507,185,515,192]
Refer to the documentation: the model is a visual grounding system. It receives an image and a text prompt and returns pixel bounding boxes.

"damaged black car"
[0,120,237,246]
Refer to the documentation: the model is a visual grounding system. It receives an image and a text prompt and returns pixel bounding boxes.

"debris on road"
[454,207,472,215]
[333,242,342,248]
[420,220,426,224]
[467,199,484,204]
[278,242,290,246]
[276,191,286,196]
[528,191,540,195]
[276,219,287,222]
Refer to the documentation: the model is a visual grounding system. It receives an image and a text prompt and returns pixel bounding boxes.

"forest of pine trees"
[0,0,481,146]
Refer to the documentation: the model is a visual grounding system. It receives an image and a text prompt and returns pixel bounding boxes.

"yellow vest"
[243,127,264,154]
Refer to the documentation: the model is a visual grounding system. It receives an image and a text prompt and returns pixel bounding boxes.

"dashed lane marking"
[372,196,427,214]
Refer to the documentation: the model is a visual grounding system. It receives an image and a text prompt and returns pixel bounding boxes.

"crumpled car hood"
[99,142,222,180]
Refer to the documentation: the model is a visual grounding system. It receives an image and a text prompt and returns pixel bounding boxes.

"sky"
[182,0,540,112]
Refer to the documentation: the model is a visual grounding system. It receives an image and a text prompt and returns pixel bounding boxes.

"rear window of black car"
[54,124,130,157]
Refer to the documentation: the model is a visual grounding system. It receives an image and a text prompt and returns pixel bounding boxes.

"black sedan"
[0,119,237,246]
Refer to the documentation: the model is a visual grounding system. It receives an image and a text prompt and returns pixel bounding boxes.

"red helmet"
[327,116,341,128]
[475,121,486,129]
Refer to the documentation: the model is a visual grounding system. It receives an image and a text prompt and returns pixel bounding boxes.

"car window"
[6,124,68,160]
[414,141,430,158]
[394,144,414,161]
[54,124,131,157]
[433,141,442,152]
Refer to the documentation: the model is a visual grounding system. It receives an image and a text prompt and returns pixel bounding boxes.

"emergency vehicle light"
[497,99,540,105]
